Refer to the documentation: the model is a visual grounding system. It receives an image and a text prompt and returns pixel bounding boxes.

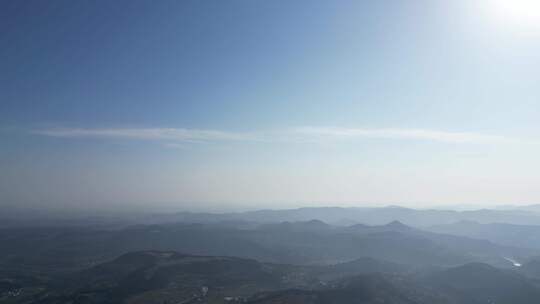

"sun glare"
[490,0,540,29]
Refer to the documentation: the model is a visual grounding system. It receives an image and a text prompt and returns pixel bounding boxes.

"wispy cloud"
[34,126,527,145]
[293,127,518,144]
[34,128,255,142]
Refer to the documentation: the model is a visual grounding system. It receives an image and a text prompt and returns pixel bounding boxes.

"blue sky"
[1,0,540,212]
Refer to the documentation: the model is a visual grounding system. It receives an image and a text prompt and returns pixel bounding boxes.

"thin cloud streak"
[293,127,519,144]
[34,127,528,145]
[35,128,255,142]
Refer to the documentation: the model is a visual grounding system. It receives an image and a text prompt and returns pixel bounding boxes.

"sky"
[1,0,540,212]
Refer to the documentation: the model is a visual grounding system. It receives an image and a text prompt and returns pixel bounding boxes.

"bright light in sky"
[490,0,540,29]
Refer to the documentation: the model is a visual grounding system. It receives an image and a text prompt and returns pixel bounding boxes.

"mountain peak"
[384,220,411,230]
[304,219,328,226]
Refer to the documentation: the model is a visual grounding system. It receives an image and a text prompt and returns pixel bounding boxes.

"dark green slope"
[423,262,540,304]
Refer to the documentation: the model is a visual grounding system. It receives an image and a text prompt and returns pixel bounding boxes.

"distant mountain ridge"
[428,220,540,250]
[4,205,540,229]
[144,206,540,227]
[5,205,540,303]
[1,219,535,279]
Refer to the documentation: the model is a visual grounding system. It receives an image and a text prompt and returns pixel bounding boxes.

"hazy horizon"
[2,200,538,218]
